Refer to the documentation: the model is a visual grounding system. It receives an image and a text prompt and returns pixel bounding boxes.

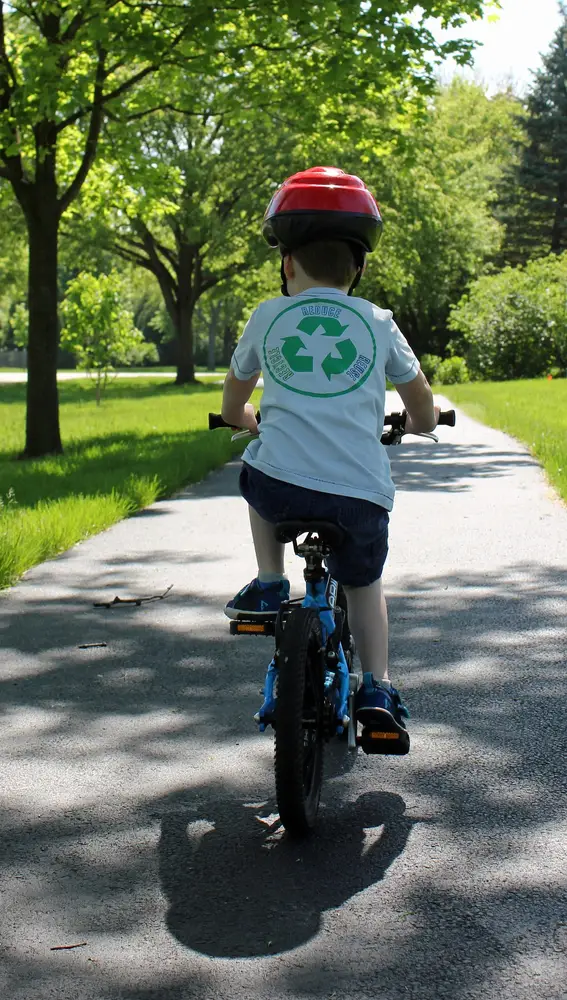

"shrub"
[420,353,442,382]
[448,253,567,380]
[436,356,470,384]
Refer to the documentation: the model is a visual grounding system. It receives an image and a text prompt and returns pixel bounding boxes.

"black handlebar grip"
[437,409,456,427]
[208,411,261,430]
[208,413,231,430]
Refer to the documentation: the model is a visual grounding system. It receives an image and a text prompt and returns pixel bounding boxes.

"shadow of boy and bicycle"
[157,782,422,958]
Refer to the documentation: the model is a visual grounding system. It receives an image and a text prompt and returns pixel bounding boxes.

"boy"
[221,167,438,752]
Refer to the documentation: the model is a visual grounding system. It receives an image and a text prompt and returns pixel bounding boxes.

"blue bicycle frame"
[255,572,351,739]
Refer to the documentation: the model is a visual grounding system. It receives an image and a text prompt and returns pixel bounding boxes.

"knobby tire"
[274,608,324,837]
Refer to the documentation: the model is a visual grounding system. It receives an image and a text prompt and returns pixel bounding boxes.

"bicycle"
[209,407,456,836]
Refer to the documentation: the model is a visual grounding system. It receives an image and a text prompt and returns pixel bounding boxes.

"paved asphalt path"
[1,393,566,1000]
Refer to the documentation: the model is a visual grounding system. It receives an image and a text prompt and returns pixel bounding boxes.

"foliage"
[0,182,26,348]
[420,354,442,382]
[444,379,567,504]
[436,355,470,384]
[448,253,567,380]
[500,8,567,263]
[60,271,145,401]
[358,79,523,357]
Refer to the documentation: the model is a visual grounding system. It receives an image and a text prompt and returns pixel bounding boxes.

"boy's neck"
[292,278,350,295]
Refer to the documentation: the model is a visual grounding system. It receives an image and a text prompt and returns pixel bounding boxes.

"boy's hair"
[292,240,358,288]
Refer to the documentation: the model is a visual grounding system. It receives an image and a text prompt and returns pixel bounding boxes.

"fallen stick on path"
[50,942,87,951]
[93,584,173,609]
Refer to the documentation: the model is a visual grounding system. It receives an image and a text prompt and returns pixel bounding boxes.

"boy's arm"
[221,368,260,432]
[395,370,439,434]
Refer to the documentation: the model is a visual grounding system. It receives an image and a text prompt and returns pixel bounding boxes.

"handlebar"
[380,409,455,445]
[208,409,456,445]
[208,412,260,431]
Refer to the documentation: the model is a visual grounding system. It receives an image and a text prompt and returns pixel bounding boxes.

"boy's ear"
[283,254,295,279]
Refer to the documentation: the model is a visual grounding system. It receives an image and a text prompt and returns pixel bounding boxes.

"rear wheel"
[274,608,324,837]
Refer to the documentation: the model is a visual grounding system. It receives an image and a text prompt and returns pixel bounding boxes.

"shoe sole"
[224,607,279,621]
[357,707,410,756]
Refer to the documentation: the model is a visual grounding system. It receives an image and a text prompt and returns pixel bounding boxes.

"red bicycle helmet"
[262,166,383,254]
[262,166,382,295]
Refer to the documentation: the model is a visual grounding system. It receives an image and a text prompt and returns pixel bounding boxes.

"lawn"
[442,379,567,505]
[0,378,251,589]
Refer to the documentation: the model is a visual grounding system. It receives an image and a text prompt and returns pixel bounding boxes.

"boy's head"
[262,166,382,297]
[283,240,362,296]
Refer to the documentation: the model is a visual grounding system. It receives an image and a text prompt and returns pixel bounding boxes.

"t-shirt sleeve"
[385,318,420,384]
[231,308,263,380]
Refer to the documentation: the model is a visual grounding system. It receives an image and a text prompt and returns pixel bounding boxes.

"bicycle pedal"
[358,727,410,756]
[229,619,276,636]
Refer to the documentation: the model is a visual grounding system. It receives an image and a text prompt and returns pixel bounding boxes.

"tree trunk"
[174,241,197,385]
[222,322,237,366]
[174,299,197,384]
[207,303,220,371]
[23,197,62,457]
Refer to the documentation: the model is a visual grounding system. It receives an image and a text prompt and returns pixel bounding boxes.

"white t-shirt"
[231,287,420,511]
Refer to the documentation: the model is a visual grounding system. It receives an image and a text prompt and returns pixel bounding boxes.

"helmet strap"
[348,269,363,296]
[347,244,365,296]
[280,257,289,297]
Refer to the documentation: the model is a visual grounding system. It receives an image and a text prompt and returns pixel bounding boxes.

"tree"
[87,106,287,384]
[500,7,567,263]
[356,80,522,357]
[0,0,493,456]
[60,270,150,402]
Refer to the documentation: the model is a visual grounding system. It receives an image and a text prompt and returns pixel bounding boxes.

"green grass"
[0,378,251,589]
[442,379,567,504]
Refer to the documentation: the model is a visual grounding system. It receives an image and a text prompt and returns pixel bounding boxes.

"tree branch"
[132,219,179,320]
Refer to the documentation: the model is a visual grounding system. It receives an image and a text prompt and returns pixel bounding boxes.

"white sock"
[258,572,288,585]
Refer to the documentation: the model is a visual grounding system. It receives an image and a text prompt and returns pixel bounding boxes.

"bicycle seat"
[275,520,346,550]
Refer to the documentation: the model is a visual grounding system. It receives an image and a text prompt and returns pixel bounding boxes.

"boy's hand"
[395,371,437,434]
[240,403,259,435]
[404,404,440,436]
[221,368,260,431]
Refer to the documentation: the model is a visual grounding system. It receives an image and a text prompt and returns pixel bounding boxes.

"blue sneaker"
[355,673,410,755]
[224,578,290,620]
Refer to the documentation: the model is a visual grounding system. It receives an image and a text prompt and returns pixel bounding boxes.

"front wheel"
[274,608,324,837]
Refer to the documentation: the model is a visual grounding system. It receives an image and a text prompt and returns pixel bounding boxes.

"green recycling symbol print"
[263,298,376,397]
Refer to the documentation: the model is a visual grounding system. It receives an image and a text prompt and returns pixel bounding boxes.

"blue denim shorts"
[240,463,389,587]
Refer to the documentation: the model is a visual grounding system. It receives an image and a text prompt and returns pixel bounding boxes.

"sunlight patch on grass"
[0,378,252,588]
[443,379,567,505]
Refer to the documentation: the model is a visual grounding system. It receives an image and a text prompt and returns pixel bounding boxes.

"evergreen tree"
[502,7,567,263]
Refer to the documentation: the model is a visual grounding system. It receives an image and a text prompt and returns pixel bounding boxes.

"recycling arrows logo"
[282,316,358,381]
[263,298,376,398]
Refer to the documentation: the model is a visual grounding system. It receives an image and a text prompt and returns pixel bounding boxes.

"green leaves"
[60,270,145,385]
[359,78,521,356]
[448,253,567,379]
[499,8,567,261]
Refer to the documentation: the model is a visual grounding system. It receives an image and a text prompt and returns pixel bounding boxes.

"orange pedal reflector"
[369,731,399,740]
[236,623,267,634]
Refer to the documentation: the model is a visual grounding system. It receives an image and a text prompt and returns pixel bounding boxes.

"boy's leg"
[224,505,288,619]
[343,579,389,682]
[346,578,409,752]
[249,506,286,581]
